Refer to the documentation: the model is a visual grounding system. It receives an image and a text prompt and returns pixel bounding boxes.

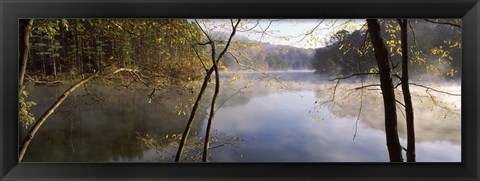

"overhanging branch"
[330,72,378,81]
[409,82,461,96]
[424,19,461,28]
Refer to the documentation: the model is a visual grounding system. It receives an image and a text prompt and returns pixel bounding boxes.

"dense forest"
[19,19,462,163]
[24,19,206,82]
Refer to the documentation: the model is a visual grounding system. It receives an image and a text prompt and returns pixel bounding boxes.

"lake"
[20,71,461,162]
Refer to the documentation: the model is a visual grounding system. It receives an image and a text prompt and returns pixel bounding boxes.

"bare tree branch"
[352,84,381,90]
[409,82,461,96]
[25,74,64,85]
[329,72,378,81]
[424,89,460,115]
[396,102,406,119]
[395,99,406,107]
[296,19,325,43]
[424,19,461,28]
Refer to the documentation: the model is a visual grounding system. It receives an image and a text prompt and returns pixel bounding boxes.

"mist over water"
[21,71,461,162]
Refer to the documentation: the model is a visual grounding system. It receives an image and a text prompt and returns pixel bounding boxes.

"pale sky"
[195,19,366,49]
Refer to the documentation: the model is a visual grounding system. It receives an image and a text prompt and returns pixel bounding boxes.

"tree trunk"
[398,19,416,162]
[201,20,240,162]
[19,19,34,89]
[80,34,85,72]
[51,39,57,77]
[202,42,220,162]
[175,66,215,162]
[75,30,80,70]
[175,19,240,162]
[367,19,403,162]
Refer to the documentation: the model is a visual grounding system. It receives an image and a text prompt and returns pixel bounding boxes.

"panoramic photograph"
[18,19,461,162]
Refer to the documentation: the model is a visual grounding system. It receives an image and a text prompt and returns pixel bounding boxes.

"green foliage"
[19,90,36,128]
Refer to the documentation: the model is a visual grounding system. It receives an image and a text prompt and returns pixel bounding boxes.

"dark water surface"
[21,71,461,162]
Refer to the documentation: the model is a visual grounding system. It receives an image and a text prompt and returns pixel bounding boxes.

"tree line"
[311,19,461,81]
[25,19,207,82]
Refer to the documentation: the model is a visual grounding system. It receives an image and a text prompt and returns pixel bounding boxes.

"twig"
[395,99,406,107]
[353,78,364,140]
[296,19,325,43]
[396,101,406,119]
[408,21,420,52]
[425,89,459,115]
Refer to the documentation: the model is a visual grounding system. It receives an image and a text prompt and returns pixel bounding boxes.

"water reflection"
[21,71,461,162]
[21,86,205,162]
[312,82,461,145]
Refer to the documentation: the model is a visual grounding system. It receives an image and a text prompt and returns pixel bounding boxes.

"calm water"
[21,71,461,162]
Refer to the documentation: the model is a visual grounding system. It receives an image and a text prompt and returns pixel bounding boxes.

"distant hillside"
[219,35,315,71]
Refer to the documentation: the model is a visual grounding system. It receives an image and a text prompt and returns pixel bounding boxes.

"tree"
[366,19,403,162]
[19,19,37,128]
[174,19,241,162]
[19,19,34,88]
[398,19,415,162]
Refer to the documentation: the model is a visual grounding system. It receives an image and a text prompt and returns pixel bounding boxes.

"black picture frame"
[1,0,479,180]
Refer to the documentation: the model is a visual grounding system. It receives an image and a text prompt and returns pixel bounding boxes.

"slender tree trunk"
[175,19,240,162]
[175,67,215,162]
[52,56,57,77]
[398,19,416,162]
[367,19,403,162]
[51,38,57,77]
[80,34,85,72]
[200,20,240,162]
[42,58,47,76]
[75,31,80,70]
[202,42,220,162]
[19,19,34,89]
